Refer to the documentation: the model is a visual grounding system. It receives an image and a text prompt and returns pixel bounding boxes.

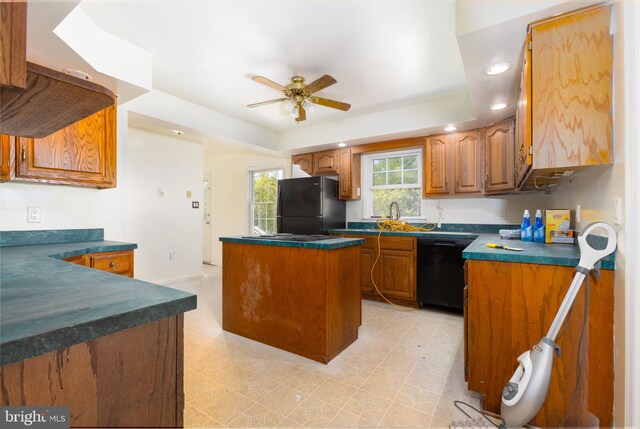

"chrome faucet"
[389,202,401,220]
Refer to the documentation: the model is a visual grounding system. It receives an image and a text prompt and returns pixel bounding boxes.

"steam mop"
[500,222,617,428]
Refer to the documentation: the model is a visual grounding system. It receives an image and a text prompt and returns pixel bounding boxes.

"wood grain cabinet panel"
[484,119,515,194]
[337,148,361,200]
[13,105,117,188]
[360,248,376,294]
[515,5,612,190]
[292,153,313,176]
[312,150,338,175]
[466,260,613,427]
[0,134,14,182]
[379,249,416,301]
[424,134,450,196]
[0,2,27,89]
[0,316,183,428]
[453,130,483,194]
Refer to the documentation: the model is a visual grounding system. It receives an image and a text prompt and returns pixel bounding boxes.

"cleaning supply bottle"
[533,209,545,243]
[521,209,533,241]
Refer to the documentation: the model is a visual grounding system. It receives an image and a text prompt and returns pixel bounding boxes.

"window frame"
[362,148,424,219]
[248,168,283,235]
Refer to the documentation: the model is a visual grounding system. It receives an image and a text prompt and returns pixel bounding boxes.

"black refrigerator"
[277,176,346,235]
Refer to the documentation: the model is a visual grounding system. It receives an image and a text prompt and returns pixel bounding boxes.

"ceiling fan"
[247,74,351,122]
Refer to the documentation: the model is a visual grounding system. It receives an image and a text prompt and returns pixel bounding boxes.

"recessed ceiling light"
[338,143,347,147]
[486,63,510,76]
[444,124,457,132]
[490,102,507,111]
[63,69,91,80]
[171,129,184,135]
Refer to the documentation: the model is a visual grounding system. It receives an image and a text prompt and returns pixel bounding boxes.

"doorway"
[202,173,212,264]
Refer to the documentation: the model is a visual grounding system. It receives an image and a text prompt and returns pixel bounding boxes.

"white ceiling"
[24,0,588,151]
[78,0,467,132]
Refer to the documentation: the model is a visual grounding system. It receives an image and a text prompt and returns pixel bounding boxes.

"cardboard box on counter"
[545,209,572,244]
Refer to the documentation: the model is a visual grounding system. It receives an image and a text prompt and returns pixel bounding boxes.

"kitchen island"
[0,229,197,428]
[219,236,364,363]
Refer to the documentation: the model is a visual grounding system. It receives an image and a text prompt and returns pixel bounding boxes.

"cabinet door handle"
[21,147,26,164]
[109,262,117,269]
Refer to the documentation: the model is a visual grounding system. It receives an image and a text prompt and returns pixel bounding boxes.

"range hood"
[0,62,116,138]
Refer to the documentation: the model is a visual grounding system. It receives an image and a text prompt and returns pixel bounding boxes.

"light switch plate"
[27,207,41,223]
[613,198,622,225]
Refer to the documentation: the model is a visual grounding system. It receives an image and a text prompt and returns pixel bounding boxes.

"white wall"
[204,151,289,266]
[126,127,203,283]
[0,107,130,240]
[347,193,552,225]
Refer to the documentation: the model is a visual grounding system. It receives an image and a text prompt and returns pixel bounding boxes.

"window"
[250,169,283,234]
[363,149,423,218]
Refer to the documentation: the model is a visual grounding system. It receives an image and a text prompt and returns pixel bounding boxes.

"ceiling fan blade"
[310,96,351,111]
[296,106,306,122]
[251,76,287,92]
[247,98,288,108]
[305,74,337,94]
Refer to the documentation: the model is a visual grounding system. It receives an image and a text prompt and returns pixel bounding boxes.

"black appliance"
[417,237,475,310]
[277,176,345,235]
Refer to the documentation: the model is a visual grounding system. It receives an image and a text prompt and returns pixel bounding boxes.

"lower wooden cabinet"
[335,234,417,305]
[465,259,613,427]
[65,249,134,278]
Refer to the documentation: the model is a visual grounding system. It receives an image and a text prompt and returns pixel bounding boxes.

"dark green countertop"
[219,236,365,249]
[0,240,197,366]
[329,228,615,270]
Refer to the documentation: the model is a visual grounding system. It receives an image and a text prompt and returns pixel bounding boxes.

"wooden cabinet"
[336,234,417,305]
[515,32,532,188]
[0,1,27,89]
[291,148,361,200]
[516,5,612,189]
[484,118,515,194]
[337,148,361,200]
[65,249,134,278]
[312,149,338,174]
[465,259,613,427]
[292,153,313,175]
[453,130,483,194]
[6,105,117,188]
[424,131,483,197]
[423,134,450,196]
[0,134,13,182]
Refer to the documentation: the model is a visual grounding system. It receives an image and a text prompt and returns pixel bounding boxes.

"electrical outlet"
[27,207,41,223]
[169,251,176,261]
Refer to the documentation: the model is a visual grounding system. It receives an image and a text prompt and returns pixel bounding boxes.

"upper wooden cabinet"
[517,5,612,189]
[423,134,450,196]
[484,118,515,194]
[337,148,361,200]
[0,2,27,89]
[453,130,483,194]
[292,153,313,175]
[312,150,338,175]
[6,104,117,188]
[424,131,484,197]
[515,32,532,188]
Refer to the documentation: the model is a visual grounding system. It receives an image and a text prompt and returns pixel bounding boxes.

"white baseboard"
[153,273,204,285]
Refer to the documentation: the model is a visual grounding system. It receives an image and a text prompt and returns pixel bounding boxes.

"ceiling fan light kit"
[248,74,351,122]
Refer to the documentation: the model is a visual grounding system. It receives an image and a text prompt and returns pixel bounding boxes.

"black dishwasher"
[417,237,474,310]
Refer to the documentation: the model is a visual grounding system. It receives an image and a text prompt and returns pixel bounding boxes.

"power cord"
[451,400,499,428]
[369,218,435,311]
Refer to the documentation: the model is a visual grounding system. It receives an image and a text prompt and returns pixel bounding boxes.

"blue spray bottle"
[533,209,545,243]
[521,209,533,242]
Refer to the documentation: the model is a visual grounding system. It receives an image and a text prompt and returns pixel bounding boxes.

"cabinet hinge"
[528,40,532,50]
[464,296,468,305]
[529,146,533,155]
[20,147,26,164]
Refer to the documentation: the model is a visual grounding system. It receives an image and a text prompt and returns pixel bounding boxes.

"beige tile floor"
[170,264,482,428]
